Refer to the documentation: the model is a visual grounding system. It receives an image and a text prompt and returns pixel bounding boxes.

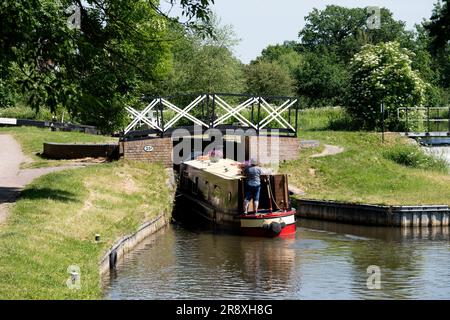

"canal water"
[102,220,450,300]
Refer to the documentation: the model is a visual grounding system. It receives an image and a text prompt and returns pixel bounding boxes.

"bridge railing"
[123,93,299,138]
[397,106,450,133]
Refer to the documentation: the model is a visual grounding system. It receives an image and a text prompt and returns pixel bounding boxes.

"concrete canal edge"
[99,168,177,276]
[99,213,171,275]
[296,199,450,227]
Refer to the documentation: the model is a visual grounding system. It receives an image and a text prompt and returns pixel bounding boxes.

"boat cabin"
[179,158,291,215]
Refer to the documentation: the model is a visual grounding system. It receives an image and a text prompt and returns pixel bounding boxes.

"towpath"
[0,134,86,224]
[289,144,344,196]
[310,144,344,158]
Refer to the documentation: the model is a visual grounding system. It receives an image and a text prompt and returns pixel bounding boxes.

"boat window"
[192,177,199,195]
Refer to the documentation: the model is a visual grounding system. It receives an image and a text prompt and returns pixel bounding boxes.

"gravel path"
[310,144,344,158]
[0,134,86,225]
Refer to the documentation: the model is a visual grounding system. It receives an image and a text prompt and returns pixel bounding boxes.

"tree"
[295,5,414,107]
[244,61,294,97]
[147,14,244,95]
[409,24,447,107]
[346,42,428,130]
[0,0,215,132]
[295,51,349,107]
[423,0,450,90]
[425,0,450,52]
[299,5,412,63]
[254,43,302,78]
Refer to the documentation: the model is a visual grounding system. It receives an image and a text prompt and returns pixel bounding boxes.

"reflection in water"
[103,219,450,300]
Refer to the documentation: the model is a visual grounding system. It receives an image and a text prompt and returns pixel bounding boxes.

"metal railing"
[123,93,299,137]
[397,106,450,133]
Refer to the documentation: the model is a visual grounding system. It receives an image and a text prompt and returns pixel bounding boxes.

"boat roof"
[183,158,245,180]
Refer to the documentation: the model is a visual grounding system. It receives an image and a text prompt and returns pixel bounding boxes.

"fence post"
[211,94,216,129]
[257,96,261,135]
[288,99,292,130]
[427,106,430,133]
[251,100,254,124]
[405,106,409,133]
[206,94,210,127]
[159,98,164,137]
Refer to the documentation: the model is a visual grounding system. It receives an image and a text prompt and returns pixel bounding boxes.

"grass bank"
[0,126,117,168]
[281,131,450,206]
[298,107,355,131]
[0,160,173,299]
[0,104,74,122]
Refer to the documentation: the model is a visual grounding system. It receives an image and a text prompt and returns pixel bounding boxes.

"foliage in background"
[425,0,450,53]
[298,107,357,131]
[0,77,16,108]
[346,42,428,130]
[249,5,432,109]
[244,61,294,97]
[245,42,300,98]
[424,0,450,91]
[298,5,412,63]
[2,1,450,132]
[0,0,215,133]
[295,51,349,107]
[0,104,71,122]
[152,14,244,95]
[253,42,302,78]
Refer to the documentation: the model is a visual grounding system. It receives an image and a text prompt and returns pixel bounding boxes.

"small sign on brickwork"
[143,145,154,152]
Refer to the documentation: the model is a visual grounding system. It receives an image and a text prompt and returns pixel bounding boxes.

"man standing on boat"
[243,158,263,214]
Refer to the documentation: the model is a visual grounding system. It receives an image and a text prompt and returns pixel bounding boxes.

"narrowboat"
[176,157,296,237]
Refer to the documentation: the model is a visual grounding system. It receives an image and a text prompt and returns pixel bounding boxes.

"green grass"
[382,143,448,171]
[298,107,355,131]
[0,105,73,122]
[281,131,450,206]
[0,160,173,299]
[0,126,117,168]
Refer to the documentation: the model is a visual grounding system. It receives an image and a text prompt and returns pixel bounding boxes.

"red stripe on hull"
[240,223,296,238]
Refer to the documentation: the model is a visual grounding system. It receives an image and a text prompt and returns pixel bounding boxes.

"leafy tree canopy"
[147,14,244,96]
[0,0,214,132]
[299,5,412,62]
[253,42,302,77]
[425,0,450,52]
[295,51,349,107]
[244,61,294,97]
[346,42,428,130]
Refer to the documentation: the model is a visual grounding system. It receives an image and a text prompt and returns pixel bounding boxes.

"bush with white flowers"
[346,41,428,130]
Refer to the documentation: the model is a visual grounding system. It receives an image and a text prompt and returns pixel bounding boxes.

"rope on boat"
[266,176,281,211]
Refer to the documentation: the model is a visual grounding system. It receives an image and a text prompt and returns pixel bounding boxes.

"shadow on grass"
[0,187,22,204]
[18,187,79,203]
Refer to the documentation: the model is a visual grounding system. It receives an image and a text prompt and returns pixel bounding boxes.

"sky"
[204,0,438,63]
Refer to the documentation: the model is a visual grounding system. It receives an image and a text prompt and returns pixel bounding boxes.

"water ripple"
[103,221,450,300]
